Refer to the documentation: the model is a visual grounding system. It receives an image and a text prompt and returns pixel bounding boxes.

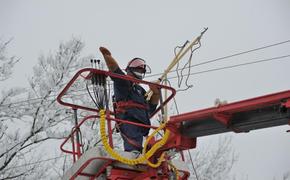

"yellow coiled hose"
[99,109,170,167]
[168,162,180,179]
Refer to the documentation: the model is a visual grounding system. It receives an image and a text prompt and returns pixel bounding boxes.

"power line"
[0,88,87,107]
[0,83,114,109]
[146,39,290,78]
[186,39,290,68]
[1,54,289,110]
[0,87,114,111]
[188,150,199,180]
[164,79,199,180]
[2,54,290,111]
[5,39,286,107]
[166,54,290,80]
[1,39,290,109]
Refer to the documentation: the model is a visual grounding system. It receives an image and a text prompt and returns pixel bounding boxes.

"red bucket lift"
[57,68,290,180]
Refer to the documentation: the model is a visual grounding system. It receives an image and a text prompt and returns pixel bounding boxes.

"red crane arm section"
[169,90,290,138]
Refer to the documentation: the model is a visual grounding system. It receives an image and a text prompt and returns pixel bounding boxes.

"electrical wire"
[167,54,290,80]
[0,80,114,108]
[86,81,98,108]
[175,41,190,86]
[1,53,290,112]
[162,78,199,180]
[0,83,114,111]
[188,150,199,180]
[1,54,289,111]
[146,39,290,78]
[188,39,290,69]
[175,41,201,91]
[2,39,290,108]
[1,39,290,110]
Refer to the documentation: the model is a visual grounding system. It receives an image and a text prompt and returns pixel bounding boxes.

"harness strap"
[115,100,148,114]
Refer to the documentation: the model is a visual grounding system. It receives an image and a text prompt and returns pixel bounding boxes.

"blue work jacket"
[111,67,157,125]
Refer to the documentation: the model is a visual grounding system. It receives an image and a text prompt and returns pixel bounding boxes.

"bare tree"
[184,135,237,180]
[273,171,290,180]
[0,38,30,179]
[0,38,19,81]
[283,172,290,180]
[0,38,93,179]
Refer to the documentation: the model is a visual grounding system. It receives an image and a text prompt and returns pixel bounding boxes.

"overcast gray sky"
[1,0,290,179]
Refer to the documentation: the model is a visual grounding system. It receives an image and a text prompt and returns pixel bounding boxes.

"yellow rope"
[142,123,170,167]
[146,28,208,99]
[99,109,170,167]
[168,161,180,180]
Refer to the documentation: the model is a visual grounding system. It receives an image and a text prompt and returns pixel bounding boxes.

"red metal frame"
[168,89,290,139]
[70,157,113,180]
[58,68,177,160]
[58,68,193,179]
[169,90,290,124]
[60,115,160,162]
[282,98,290,108]
[57,68,176,117]
[58,68,290,179]
[61,115,194,179]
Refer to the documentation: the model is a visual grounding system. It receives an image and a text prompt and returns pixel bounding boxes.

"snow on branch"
[0,38,20,81]
[0,37,93,179]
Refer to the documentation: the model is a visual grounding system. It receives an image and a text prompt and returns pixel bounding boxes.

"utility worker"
[99,47,160,155]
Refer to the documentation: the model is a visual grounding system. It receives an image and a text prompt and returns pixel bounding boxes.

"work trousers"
[119,119,149,152]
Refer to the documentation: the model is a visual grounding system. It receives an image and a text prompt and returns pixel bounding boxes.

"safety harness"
[113,82,149,115]
[114,100,149,114]
[112,83,150,149]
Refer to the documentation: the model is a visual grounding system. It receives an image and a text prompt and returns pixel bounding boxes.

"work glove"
[99,47,111,56]
[149,80,161,95]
